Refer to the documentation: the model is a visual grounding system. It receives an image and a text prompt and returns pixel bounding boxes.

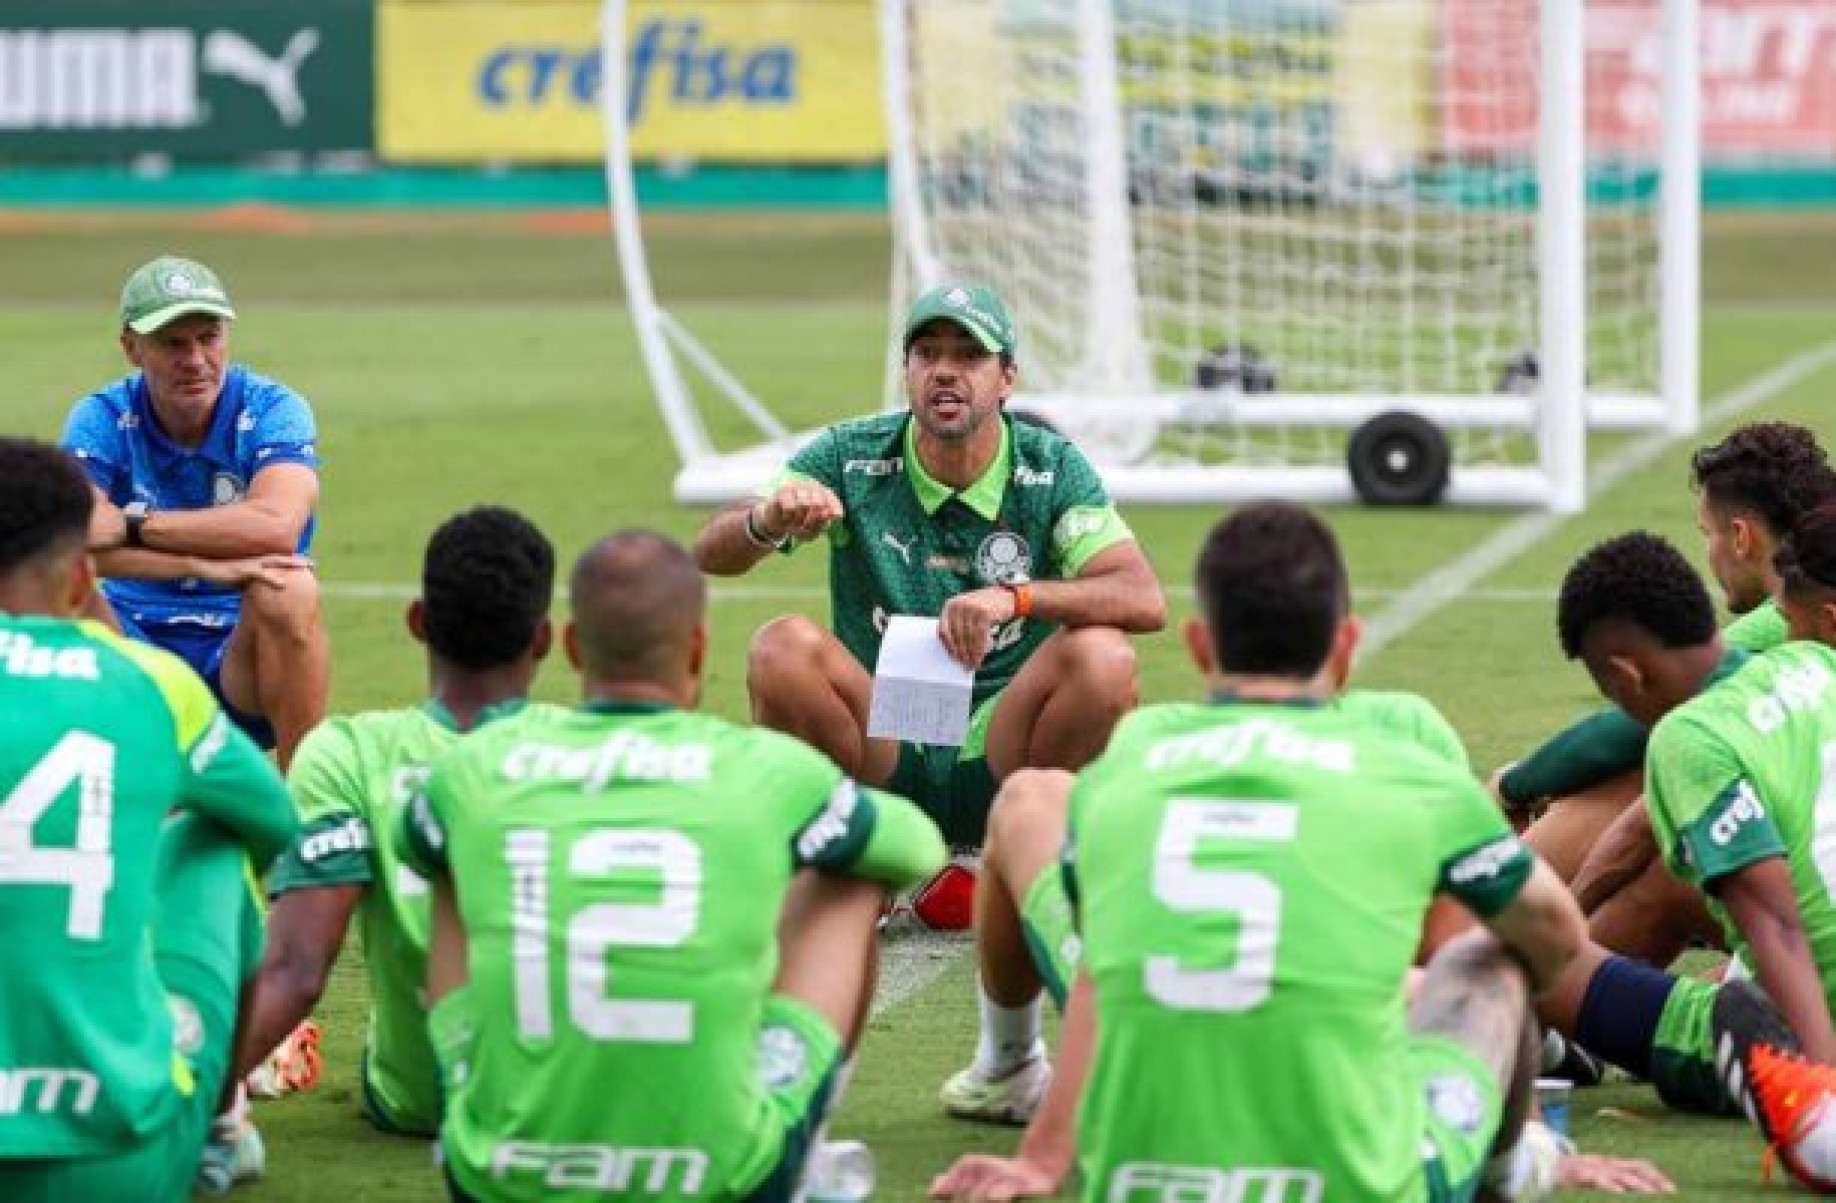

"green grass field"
[4,205,1836,1200]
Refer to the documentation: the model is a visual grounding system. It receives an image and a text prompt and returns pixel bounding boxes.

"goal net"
[880,0,1700,508]
[604,0,1698,509]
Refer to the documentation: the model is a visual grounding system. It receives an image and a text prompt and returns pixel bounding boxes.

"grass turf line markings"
[1358,339,1836,664]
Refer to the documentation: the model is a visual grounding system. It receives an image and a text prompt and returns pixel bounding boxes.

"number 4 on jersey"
[0,732,116,940]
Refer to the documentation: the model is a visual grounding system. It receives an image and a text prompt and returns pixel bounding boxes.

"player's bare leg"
[774,869,885,1046]
[984,628,1137,778]
[941,770,1071,1125]
[220,569,328,770]
[748,616,901,786]
[1521,771,1642,882]
[1412,933,1562,1201]
[1587,860,1719,966]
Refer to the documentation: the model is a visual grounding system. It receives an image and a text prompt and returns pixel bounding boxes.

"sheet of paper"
[868,616,975,746]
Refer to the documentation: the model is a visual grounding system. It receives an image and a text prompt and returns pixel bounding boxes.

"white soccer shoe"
[1486,1120,1572,1202]
[938,1054,1052,1126]
[195,1113,267,1195]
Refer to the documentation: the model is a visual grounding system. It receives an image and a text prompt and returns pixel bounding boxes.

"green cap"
[902,283,1017,355]
[119,256,237,334]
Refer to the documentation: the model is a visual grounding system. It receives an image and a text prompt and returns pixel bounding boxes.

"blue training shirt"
[61,364,319,625]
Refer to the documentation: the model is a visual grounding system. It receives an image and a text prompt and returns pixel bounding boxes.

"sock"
[972,980,1042,1077]
[212,1082,251,1137]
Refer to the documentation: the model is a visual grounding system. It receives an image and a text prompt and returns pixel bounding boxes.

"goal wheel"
[1191,344,1278,394]
[1348,411,1451,507]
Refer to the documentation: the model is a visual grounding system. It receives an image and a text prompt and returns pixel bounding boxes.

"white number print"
[1146,799,1296,1013]
[1811,741,1836,903]
[0,732,116,940]
[510,827,702,1043]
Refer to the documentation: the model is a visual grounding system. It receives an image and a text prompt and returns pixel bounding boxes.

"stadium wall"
[2,0,1834,208]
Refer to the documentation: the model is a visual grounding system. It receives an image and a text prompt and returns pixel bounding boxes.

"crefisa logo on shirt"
[975,531,1031,585]
[211,471,246,505]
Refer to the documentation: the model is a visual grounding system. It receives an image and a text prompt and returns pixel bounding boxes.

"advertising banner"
[379,0,884,164]
[1444,0,1836,159]
[0,0,373,159]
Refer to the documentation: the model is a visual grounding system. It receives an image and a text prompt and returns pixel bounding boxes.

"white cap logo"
[163,271,195,294]
[945,287,971,307]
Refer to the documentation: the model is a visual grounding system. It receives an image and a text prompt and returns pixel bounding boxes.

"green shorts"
[1019,865,1081,1010]
[0,815,262,1203]
[735,996,846,1202]
[1413,1036,1505,1203]
[889,688,1003,846]
[435,994,844,1203]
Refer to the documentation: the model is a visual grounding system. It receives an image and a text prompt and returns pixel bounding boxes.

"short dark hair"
[1691,422,1836,538]
[1557,531,1717,659]
[1194,502,1348,677]
[0,438,95,575]
[1777,501,1836,599]
[421,506,555,670]
[568,529,706,680]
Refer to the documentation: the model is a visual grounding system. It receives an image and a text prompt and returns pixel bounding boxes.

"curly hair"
[1690,422,1836,537]
[1195,501,1348,677]
[0,438,95,575]
[1777,501,1836,598]
[1557,531,1717,659]
[421,506,555,670]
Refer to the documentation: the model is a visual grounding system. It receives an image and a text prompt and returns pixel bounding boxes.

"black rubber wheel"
[1347,411,1451,507]
[1497,350,1540,396]
[1191,344,1278,393]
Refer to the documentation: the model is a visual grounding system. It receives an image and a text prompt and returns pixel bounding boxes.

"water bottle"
[802,1139,875,1202]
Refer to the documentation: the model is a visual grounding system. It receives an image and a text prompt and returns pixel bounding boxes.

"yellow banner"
[379,0,885,163]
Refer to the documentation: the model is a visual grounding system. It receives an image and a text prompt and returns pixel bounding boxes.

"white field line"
[1356,340,1836,663]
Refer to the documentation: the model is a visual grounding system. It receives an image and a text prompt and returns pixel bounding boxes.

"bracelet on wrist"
[744,505,788,550]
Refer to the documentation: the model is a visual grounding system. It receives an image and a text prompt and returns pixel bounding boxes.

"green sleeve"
[400,761,456,881]
[1049,444,1132,576]
[792,777,946,890]
[1498,704,1649,805]
[1647,717,1785,887]
[1725,599,1789,653]
[269,721,375,895]
[178,711,300,870]
[1434,777,1534,917]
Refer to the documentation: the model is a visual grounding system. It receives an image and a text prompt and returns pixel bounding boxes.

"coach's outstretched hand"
[929,1153,1062,1202]
[761,479,844,542]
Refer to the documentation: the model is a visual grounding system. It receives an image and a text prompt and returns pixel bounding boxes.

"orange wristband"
[1004,581,1034,619]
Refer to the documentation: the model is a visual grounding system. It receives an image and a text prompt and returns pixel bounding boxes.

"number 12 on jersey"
[507,827,703,1043]
[1147,799,1297,1014]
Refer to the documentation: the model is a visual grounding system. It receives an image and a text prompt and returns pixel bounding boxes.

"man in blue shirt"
[62,255,328,770]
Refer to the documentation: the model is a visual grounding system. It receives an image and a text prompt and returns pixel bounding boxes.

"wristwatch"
[122,500,151,549]
[1000,579,1034,619]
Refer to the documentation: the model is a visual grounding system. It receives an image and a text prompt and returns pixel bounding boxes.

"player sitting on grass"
[1489,524,1836,1193]
[61,255,330,769]
[692,283,1164,916]
[932,502,1672,1202]
[401,530,947,1202]
[1497,423,1836,964]
[0,437,299,1203]
[939,685,1472,1126]
[227,506,556,1150]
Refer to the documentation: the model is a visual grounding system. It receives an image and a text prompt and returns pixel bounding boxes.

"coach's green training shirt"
[778,413,1131,703]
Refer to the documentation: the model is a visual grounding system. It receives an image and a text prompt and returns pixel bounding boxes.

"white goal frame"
[602,0,1700,512]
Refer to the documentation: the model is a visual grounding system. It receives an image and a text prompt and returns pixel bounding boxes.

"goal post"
[604,0,1701,511]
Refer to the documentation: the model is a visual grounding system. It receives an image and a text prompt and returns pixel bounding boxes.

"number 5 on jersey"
[508,827,702,1043]
[1147,799,1296,1013]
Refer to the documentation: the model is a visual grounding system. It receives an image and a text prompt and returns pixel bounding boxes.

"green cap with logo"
[120,255,237,334]
[902,282,1018,356]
